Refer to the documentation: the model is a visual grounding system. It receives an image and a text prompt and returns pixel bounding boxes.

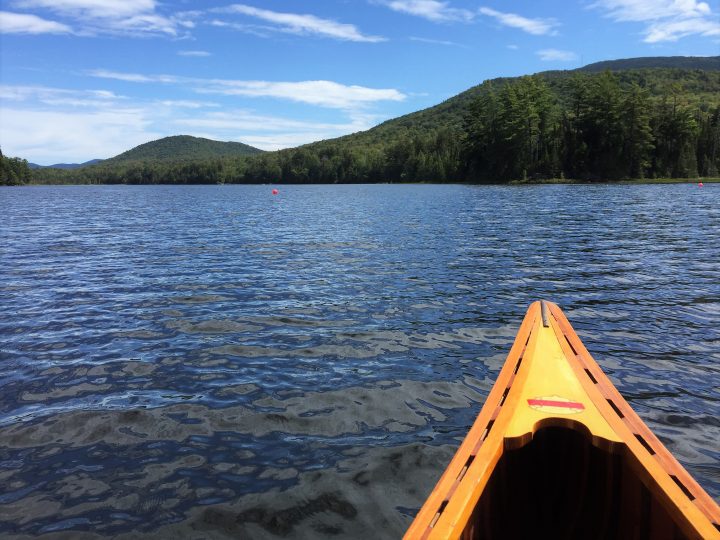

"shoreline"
[4,177,718,187]
[507,177,719,185]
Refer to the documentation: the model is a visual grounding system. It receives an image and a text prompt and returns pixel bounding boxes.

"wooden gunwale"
[404,301,720,540]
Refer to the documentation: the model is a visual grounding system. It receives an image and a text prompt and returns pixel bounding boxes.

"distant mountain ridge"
[104,135,263,164]
[578,56,720,72]
[30,159,103,169]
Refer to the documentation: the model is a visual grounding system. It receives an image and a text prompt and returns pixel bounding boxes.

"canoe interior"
[461,426,692,540]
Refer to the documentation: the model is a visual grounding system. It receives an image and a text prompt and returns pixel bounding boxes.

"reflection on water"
[1,183,719,538]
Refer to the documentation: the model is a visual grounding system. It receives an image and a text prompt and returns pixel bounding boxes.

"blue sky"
[1,0,719,164]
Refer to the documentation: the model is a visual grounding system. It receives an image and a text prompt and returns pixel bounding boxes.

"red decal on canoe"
[527,398,585,410]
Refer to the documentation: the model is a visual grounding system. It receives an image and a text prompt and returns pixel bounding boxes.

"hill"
[104,135,263,164]
[303,56,720,152]
[25,56,720,185]
[578,56,720,72]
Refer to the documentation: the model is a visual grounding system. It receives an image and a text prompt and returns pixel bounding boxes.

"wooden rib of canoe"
[405,301,720,540]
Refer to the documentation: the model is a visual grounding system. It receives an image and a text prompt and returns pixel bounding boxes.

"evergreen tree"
[621,83,654,178]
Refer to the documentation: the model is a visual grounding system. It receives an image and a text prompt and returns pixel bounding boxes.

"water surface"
[1,184,718,538]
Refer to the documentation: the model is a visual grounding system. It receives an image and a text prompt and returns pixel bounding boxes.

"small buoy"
[272,188,279,195]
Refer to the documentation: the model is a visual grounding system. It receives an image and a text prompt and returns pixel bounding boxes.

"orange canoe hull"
[405,301,720,540]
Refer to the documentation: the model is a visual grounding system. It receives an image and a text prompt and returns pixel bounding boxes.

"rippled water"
[1,184,718,538]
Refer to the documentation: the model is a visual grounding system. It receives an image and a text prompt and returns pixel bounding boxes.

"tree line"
[463,72,718,181]
[1,148,32,186]
[7,70,720,186]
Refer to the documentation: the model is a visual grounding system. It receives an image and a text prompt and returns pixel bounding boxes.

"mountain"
[103,135,263,164]
[29,159,103,169]
[578,56,720,72]
[303,55,720,152]
[26,56,720,185]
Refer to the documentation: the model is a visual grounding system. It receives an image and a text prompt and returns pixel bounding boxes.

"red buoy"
[272,188,279,195]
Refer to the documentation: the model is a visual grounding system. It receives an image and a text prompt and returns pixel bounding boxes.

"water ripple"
[1,184,718,538]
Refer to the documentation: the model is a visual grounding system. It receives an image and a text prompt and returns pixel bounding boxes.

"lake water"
[1,183,718,538]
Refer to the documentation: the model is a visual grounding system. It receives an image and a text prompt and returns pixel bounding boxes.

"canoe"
[405,301,720,540]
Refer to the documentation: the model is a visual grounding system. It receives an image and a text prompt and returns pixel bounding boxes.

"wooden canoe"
[405,301,720,540]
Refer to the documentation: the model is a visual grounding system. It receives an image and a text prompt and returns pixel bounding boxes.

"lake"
[1,183,718,538]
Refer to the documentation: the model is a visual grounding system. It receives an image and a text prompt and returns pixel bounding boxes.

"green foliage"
[463,70,718,181]
[105,135,263,164]
[27,58,720,185]
[1,148,32,186]
[464,76,560,181]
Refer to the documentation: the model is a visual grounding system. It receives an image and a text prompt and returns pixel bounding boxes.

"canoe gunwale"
[548,302,720,531]
[403,301,720,540]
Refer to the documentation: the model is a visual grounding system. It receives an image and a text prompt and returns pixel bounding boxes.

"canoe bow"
[405,301,720,540]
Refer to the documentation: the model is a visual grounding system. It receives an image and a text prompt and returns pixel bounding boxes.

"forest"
[0,148,32,186]
[3,66,719,186]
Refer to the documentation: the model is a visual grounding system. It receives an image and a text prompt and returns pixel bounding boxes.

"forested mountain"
[578,56,720,72]
[17,56,720,185]
[105,135,263,164]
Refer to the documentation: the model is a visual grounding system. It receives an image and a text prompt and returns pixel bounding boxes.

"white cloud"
[379,0,474,23]
[108,13,180,36]
[0,11,72,33]
[591,0,711,22]
[0,107,160,163]
[536,48,578,61]
[644,17,720,42]
[10,0,190,36]
[157,100,219,109]
[479,7,558,35]
[0,84,124,106]
[175,110,381,151]
[88,69,181,83]
[410,36,463,46]
[218,4,385,42]
[591,0,720,42]
[175,111,359,133]
[0,97,385,161]
[87,69,407,110]
[208,19,277,38]
[178,50,211,57]
[1,71,405,161]
[13,0,156,19]
[200,80,406,109]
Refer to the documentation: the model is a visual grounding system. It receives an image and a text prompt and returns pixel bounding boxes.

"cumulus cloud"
[0,11,72,33]
[217,4,385,42]
[591,0,720,42]
[479,7,559,35]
